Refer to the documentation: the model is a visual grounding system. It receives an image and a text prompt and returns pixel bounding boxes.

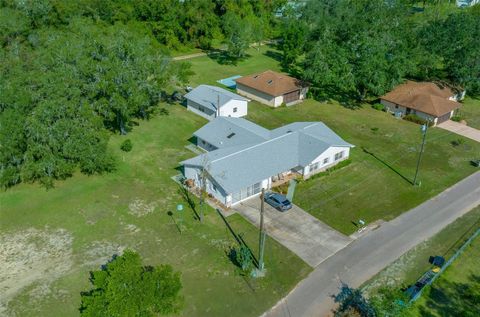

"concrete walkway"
[437,120,480,142]
[233,197,352,267]
[266,171,480,317]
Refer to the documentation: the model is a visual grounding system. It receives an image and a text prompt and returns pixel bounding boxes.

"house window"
[233,107,238,113]
[310,162,319,172]
[395,105,399,109]
[334,151,344,161]
[323,157,329,165]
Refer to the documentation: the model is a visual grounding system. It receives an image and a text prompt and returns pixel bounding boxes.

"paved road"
[233,197,352,267]
[438,120,480,142]
[266,171,480,317]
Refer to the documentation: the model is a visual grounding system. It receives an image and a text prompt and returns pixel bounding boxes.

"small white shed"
[184,85,249,120]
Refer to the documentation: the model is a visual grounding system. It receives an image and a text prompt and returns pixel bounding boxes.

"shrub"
[451,138,464,147]
[403,114,432,126]
[301,159,352,182]
[371,103,385,111]
[371,127,379,133]
[451,115,462,122]
[120,139,133,152]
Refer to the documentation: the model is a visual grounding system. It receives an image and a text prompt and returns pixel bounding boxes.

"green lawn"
[409,227,480,316]
[245,100,480,234]
[0,105,310,316]
[187,45,283,87]
[186,48,480,236]
[460,97,480,129]
[363,206,480,293]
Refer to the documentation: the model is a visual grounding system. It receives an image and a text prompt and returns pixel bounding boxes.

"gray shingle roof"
[194,117,269,149]
[182,119,354,194]
[184,85,249,112]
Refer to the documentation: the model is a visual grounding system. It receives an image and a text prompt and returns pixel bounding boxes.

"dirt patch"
[0,228,73,312]
[81,241,126,268]
[128,199,158,217]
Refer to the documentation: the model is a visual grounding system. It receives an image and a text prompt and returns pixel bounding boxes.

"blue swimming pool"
[217,75,242,89]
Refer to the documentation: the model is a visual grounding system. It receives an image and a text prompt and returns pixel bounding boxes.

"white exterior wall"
[303,146,351,178]
[381,99,447,126]
[218,99,248,118]
[183,165,229,205]
[274,95,284,107]
[183,165,272,208]
[236,83,276,107]
[226,178,271,207]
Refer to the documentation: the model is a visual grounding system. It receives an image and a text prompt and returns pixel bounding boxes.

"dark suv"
[264,192,293,212]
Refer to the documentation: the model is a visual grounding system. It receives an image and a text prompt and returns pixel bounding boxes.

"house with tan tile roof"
[235,70,308,107]
[380,81,461,126]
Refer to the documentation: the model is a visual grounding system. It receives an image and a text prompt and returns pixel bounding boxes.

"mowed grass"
[185,49,480,235]
[187,45,283,87]
[409,226,480,316]
[245,100,480,234]
[362,206,480,293]
[460,97,480,129]
[0,105,310,317]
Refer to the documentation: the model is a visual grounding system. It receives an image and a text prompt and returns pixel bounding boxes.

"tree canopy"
[281,0,480,102]
[80,250,183,316]
[0,0,286,188]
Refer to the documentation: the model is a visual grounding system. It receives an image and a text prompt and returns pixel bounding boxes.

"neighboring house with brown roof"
[235,70,308,107]
[380,81,461,126]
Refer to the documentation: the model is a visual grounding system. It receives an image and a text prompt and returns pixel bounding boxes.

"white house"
[184,85,249,120]
[181,117,354,207]
[235,70,308,107]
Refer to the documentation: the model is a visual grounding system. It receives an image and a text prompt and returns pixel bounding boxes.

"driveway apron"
[233,197,352,267]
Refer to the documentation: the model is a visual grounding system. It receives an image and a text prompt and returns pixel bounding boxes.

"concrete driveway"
[232,197,352,267]
[437,120,480,142]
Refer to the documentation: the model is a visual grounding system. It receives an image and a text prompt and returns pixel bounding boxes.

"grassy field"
[0,105,310,316]
[460,97,480,129]
[409,227,480,316]
[363,206,480,293]
[186,47,480,235]
[246,100,480,234]
[187,45,282,87]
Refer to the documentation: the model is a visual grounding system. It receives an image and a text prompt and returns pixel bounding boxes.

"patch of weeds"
[371,127,379,133]
[371,103,385,111]
[451,138,464,147]
[300,159,352,183]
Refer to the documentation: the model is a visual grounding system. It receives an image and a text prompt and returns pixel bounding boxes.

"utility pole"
[199,167,206,223]
[413,122,429,186]
[258,188,267,272]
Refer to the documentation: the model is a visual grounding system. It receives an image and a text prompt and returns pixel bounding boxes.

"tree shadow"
[177,184,200,221]
[362,147,414,185]
[264,49,282,63]
[419,273,480,317]
[206,49,251,66]
[309,87,363,109]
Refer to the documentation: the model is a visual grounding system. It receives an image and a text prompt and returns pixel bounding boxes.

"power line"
[302,117,480,214]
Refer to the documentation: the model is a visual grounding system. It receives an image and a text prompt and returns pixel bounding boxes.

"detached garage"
[235,70,308,107]
[184,85,249,120]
